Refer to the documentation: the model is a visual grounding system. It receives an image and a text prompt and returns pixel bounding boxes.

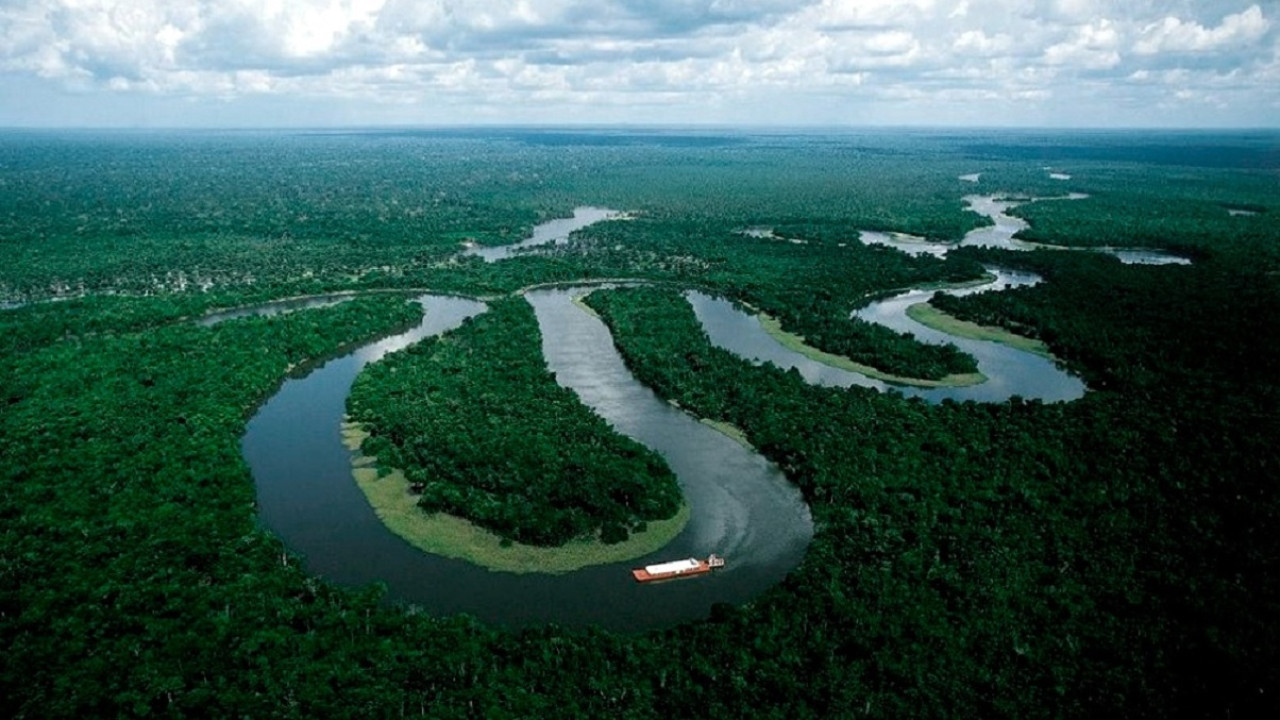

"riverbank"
[699,418,753,449]
[905,302,1054,360]
[342,421,691,574]
[570,293,601,319]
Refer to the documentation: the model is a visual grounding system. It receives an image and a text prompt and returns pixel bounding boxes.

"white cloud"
[279,0,385,57]
[809,0,937,30]
[1134,4,1270,55]
[1047,0,1102,23]
[0,0,1275,127]
[953,30,1012,57]
[865,30,917,55]
[1043,18,1122,69]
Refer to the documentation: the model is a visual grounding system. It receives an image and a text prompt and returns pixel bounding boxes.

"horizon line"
[2,123,1279,134]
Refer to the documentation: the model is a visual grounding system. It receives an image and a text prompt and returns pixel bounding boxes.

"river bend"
[243,289,812,631]
[239,194,1189,628]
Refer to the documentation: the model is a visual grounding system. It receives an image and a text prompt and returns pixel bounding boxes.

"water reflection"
[527,288,812,571]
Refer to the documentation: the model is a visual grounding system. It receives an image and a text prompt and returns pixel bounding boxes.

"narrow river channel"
[689,267,1086,404]
[862,193,1189,265]
[465,206,622,262]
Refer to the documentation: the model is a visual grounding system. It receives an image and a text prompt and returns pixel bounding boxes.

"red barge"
[632,554,725,583]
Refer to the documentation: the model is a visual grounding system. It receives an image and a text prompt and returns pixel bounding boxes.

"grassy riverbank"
[570,292,602,319]
[905,302,1054,359]
[699,418,753,449]
[756,312,987,388]
[343,422,690,574]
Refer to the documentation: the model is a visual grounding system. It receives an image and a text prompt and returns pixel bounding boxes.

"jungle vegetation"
[1,128,1277,718]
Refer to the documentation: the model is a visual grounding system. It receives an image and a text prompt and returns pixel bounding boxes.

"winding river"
[466,206,622,262]
[862,193,1190,265]
[242,208,812,630]
[243,289,812,631]
[690,267,1085,404]
[240,194,1185,629]
[198,293,356,326]
[698,191,1195,403]
[695,195,1103,403]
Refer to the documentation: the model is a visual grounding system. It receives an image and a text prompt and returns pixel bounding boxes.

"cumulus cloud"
[809,0,938,30]
[953,30,1013,57]
[1043,18,1121,69]
[1134,4,1270,55]
[0,0,1275,126]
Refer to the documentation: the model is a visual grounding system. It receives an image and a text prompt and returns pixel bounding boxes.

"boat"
[632,554,725,583]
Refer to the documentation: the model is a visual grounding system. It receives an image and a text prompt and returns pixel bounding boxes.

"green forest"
[1,128,1278,718]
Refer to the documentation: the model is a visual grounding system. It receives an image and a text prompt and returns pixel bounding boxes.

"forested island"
[2,128,1277,718]
[347,296,684,560]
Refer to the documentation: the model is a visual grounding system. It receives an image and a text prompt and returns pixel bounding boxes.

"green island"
[346,297,684,550]
[755,308,988,386]
[905,301,1054,359]
[342,421,689,574]
[2,129,1278,718]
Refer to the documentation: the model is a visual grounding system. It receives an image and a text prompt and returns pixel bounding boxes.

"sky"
[0,0,1276,128]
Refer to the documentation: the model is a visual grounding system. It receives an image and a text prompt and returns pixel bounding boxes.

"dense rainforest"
[1,128,1277,718]
[348,297,681,546]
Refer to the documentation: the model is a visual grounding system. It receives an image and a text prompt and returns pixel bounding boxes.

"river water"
[860,194,1189,265]
[689,267,1086,404]
[242,203,813,630]
[465,206,621,262]
[198,293,356,326]
[848,272,1086,403]
[698,194,1112,402]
